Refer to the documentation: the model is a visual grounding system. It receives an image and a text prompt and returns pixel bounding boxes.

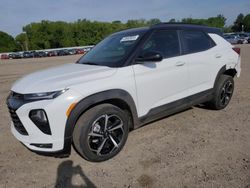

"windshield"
[77,30,146,67]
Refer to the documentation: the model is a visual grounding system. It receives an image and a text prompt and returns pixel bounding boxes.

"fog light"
[29,109,51,135]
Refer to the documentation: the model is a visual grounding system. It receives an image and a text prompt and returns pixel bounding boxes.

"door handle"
[215,54,222,58]
[175,61,185,66]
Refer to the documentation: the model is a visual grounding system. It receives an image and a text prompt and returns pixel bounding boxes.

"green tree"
[232,13,244,32]
[182,15,226,28]
[5,15,242,52]
[147,18,161,26]
[169,18,176,23]
[207,14,226,28]
[223,26,233,33]
[112,20,122,24]
[243,14,250,32]
[126,19,147,28]
[15,33,29,51]
[0,31,18,52]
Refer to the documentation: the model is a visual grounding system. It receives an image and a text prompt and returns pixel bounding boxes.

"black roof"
[151,23,222,36]
[114,23,222,36]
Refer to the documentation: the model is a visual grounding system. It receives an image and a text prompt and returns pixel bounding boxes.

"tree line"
[0,14,250,53]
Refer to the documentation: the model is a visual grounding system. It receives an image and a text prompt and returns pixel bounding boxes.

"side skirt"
[138,89,214,126]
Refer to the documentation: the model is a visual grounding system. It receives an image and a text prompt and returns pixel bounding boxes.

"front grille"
[8,107,28,135]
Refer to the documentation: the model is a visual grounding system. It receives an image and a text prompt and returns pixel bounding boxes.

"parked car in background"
[23,52,30,58]
[234,33,248,44]
[57,49,70,56]
[23,51,35,58]
[238,32,250,43]
[68,49,76,55]
[1,54,9,59]
[247,33,250,43]
[47,51,57,57]
[75,48,85,54]
[9,52,22,59]
[34,51,47,58]
[84,47,92,52]
[223,34,243,44]
[1,46,93,60]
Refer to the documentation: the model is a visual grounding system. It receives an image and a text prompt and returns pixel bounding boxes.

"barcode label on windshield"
[120,35,139,42]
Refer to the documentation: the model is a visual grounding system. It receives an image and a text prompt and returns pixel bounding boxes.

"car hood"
[12,63,117,93]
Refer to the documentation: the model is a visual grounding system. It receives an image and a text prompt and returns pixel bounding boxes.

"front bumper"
[7,89,82,155]
[11,123,72,157]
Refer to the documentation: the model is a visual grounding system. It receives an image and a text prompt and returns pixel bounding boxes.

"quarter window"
[182,30,215,54]
[139,30,180,59]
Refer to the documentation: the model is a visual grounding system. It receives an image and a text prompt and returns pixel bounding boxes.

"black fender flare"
[213,65,226,88]
[63,89,139,152]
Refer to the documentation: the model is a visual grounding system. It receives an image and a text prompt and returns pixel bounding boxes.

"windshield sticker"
[120,35,139,42]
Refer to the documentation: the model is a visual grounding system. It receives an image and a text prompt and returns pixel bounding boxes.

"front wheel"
[206,75,234,110]
[73,104,129,162]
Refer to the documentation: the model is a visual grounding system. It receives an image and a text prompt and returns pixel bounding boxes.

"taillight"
[233,47,240,55]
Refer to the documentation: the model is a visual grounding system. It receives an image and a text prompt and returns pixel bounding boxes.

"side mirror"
[136,51,163,62]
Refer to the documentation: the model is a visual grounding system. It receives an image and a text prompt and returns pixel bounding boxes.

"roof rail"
[151,22,209,28]
[150,22,223,36]
[153,22,208,26]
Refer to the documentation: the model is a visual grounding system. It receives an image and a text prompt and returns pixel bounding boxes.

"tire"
[73,104,129,162]
[206,75,234,110]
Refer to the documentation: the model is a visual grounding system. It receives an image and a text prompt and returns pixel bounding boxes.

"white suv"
[7,23,241,162]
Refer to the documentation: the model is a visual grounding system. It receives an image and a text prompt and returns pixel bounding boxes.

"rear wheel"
[73,104,129,162]
[206,75,234,110]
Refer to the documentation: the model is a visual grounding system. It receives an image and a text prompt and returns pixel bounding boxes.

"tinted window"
[182,30,214,54]
[139,30,180,58]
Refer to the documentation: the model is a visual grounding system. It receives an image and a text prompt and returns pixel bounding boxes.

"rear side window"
[140,30,180,58]
[181,30,215,54]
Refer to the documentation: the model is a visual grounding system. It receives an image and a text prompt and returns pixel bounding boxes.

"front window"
[138,30,180,59]
[77,30,146,67]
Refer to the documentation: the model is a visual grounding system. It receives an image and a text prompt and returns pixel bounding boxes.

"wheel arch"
[223,68,237,78]
[64,89,139,146]
[213,65,237,88]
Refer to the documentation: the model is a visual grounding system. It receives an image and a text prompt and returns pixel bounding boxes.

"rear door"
[180,30,218,95]
[133,29,189,117]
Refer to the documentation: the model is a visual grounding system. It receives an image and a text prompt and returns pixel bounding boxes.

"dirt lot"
[0,46,250,188]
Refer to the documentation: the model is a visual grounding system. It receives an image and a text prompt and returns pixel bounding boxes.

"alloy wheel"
[220,80,233,106]
[87,114,124,156]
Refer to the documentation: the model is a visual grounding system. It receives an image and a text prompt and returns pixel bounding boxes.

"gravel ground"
[0,45,250,188]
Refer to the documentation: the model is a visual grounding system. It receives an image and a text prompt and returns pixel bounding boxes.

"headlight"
[24,89,67,100]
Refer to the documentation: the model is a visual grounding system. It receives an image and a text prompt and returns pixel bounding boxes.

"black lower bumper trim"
[30,143,53,149]
[22,137,72,158]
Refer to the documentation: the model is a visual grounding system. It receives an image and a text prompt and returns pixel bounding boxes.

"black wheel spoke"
[97,138,108,155]
[104,114,109,132]
[226,83,233,94]
[221,96,226,105]
[88,132,104,138]
[109,135,119,148]
[108,123,123,132]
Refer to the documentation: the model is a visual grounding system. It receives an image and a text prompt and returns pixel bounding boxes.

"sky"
[0,0,249,37]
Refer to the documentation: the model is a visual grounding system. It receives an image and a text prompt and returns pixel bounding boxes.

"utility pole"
[242,25,244,33]
[25,33,29,51]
